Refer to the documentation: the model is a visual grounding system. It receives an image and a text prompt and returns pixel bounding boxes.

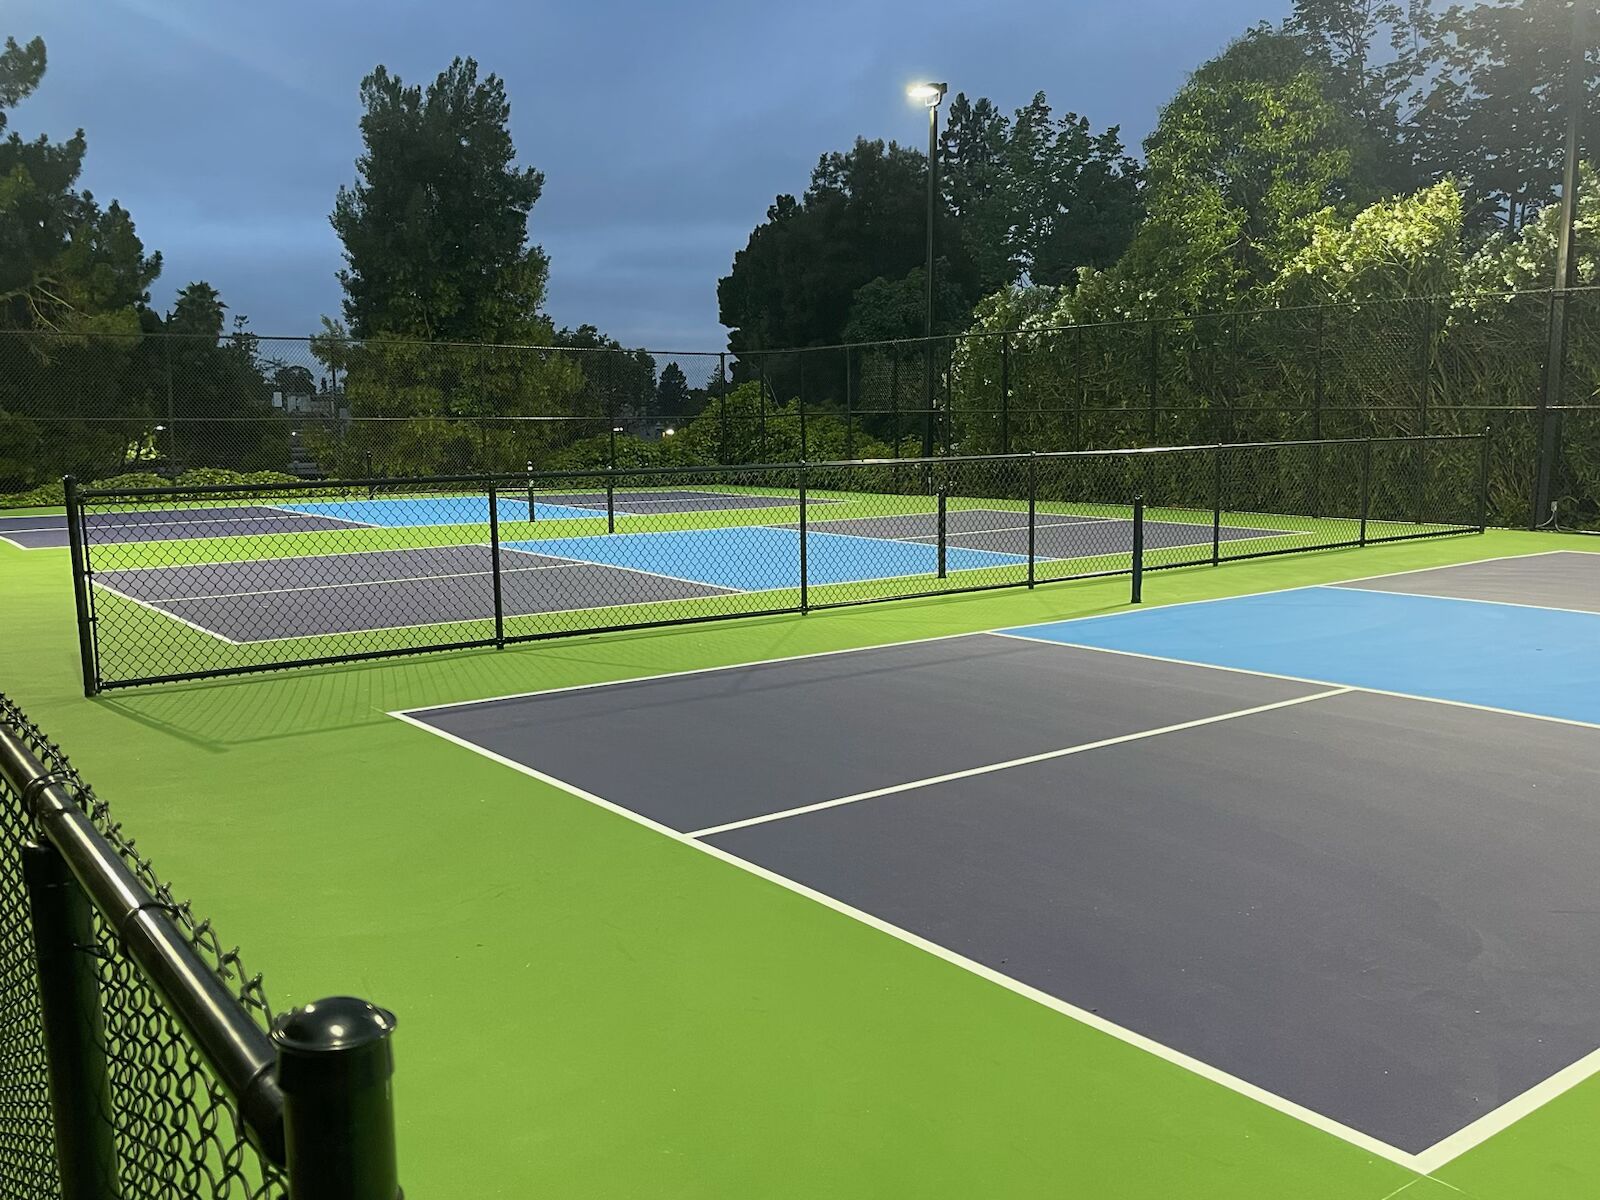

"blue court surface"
[506,525,1026,591]
[1004,553,1600,725]
[283,495,595,525]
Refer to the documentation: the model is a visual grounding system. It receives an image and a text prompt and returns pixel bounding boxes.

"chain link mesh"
[71,435,1484,690]
[0,692,286,1198]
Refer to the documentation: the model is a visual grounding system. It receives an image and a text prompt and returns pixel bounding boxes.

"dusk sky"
[12,0,1289,350]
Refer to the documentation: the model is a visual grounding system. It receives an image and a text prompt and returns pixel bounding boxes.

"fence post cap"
[272,996,395,1052]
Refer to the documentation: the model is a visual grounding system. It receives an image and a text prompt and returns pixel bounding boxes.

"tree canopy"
[331,56,550,342]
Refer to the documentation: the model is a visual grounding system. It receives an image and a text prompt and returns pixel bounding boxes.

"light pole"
[908,81,947,458]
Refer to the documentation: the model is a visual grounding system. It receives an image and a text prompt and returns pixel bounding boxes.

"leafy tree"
[1116,27,1379,313]
[331,56,549,341]
[1276,179,1468,301]
[842,266,968,344]
[160,282,283,473]
[0,35,164,489]
[553,323,656,422]
[1410,0,1598,233]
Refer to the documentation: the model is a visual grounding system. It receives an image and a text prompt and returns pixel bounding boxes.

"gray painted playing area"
[0,505,363,549]
[1337,550,1600,613]
[405,626,1600,1155]
[96,544,734,641]
[791,507,1299,559]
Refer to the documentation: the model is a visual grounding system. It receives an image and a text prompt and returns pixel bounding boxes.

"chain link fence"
[63,434,1484,692]
[3,289,1583,526]
[0,693,400,1196]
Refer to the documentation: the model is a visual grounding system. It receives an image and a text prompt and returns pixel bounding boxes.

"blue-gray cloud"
[12,0,1286,348]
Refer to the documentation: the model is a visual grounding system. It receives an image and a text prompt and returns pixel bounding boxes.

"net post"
[1131,494,1145,604]
[1026,452,1036,589]
[271,998,400,1200]
[1359,437,1373,546]
[22,840,121,1200]
[1476,426,1491,532]
[798,462,809,613]
[1211,445,1223,566]
[487,485,505,648]
[64,477,98,698]
[606,471,616,534]
[936,484,948,580]
[527,477,537,525]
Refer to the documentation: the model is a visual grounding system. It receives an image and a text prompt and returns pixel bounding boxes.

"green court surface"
[3,526,1598,1199]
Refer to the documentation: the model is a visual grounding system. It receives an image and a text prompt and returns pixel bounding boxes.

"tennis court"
[0,488,820,549]
[84,507,1298,643]
[397,549,1600,1170]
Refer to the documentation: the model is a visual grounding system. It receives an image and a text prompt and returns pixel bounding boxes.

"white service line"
[687,687,1352,839]
[388,707,1428,1172]
[1335,582,1600,618]
[990,629,1600,735]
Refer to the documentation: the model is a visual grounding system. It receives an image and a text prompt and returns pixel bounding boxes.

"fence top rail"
[0,704,287,1166]
[74,432,1487,500]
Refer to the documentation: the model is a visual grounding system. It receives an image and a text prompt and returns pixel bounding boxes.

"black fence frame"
[69,432,1488,694]
[0,697,401,1198]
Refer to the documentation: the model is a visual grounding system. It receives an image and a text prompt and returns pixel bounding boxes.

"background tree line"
[2,0,1597,496]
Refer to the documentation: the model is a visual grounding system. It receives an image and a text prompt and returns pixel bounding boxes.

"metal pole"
[22,842,121,1200]
[1477,426,1492,532]
[487,485,504,648]
[798,354,808,460]
[798,463,809,613]
[1534,0,1588,528]
[891,355,901,456]
[607,470,616,535]
[1359,437,1373,546]
[1130,495,1144,604]
[1146,322,1159,443]
[1211,445,1223,566]
[271,998,401,1200]
[758,360,768,461]
[999,333,1011,454]
[844,346,855,459]
[1027,453,1036,588]
[718,353,729,464]
[936,486,948,580]
[164,334,178,479]
[921,97,940,459]
[64,477,98,698]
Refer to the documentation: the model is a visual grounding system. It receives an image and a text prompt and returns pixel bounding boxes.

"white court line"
[686,688,1351,839]
[89,581,245,645]
[387,707,1427,1172]
[119,560,587,605]
[1336,582,1600,619]
[990,630,1600,735]
[398,548,1571,716]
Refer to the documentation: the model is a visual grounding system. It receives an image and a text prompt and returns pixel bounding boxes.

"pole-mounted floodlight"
[908,82,947,457]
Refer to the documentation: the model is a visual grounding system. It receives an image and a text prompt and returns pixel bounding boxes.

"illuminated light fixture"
[907,81,947,107]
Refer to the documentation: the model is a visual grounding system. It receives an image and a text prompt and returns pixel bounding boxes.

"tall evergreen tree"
[331,56,549,341]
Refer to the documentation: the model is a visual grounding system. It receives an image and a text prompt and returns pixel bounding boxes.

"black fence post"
[1477,426,1492,532]
[22,841,121,1200]
[1211,445,1223,566]
[718,353,729,464]
[1359,437,1373,546]
[606,471,616,535]
[487,485,505,648]
[270,997,401,1200]
[798,463,809,613]
[1146,323,1159,443]
[798,355,809,461]
[891,354,901,457]
[1131,495,1145,604]
[64,477,98,698]
[365,450,375,501]
[1026,452,1037,589]
[999,332,1011,454]
[844,347,855,459]
[758,359,769,461]
[936,485,948,580]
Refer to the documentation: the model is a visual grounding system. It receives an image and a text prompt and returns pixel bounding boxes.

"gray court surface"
[0,505,362,550]
[406,633,1600,1154]
[789,508,1299,559]
[95,544,734,641]
[1338,550,1600,613]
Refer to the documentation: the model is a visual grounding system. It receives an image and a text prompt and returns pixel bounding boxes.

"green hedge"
[1,468,303,509]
